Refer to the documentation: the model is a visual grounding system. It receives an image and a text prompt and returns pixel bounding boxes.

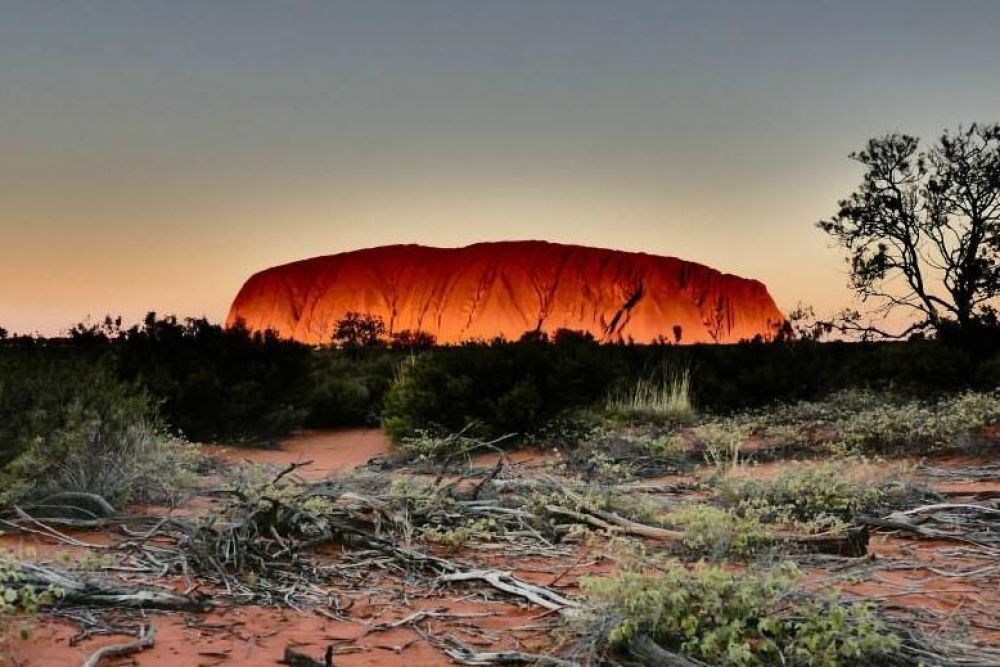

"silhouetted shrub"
[381,337,1000,440]
[381,336,618,441]
[305,349,399,427]
[108,314,313,443]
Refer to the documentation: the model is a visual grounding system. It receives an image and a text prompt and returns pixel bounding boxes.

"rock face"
[227,241,784,345]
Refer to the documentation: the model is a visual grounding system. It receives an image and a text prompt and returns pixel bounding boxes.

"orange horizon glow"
[3,3,998,336]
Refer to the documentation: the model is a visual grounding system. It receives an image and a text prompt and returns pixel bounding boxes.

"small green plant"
[693,422,745,469]
[395,429,455,461]
[662,503,775,558]
[1,551,61,658]
[715,462,916,523]
[394,428,494,463]
[578,560,900,666]
[419,517,498,551]
[833,392,1000,455]
[52,550,114,572]
[585,451,635,482]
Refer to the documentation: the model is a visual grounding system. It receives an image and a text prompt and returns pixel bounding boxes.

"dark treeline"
[381,333,1000,439]
[2,315,1000,450]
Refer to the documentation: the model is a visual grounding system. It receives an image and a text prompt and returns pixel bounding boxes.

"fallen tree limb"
[546,504,868,556]
[30,492,117,520]
[434,634,579,666]
[625,635,707,667]
[856,501,1000,546]
[15,561,210,612]
[281,645,333,667]
[855,515,950,539]
[887,503,1000,520]
[438,569,577,611]
[80,623,156,667]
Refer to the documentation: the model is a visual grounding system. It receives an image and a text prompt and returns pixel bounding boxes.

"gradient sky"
[3,1,1000,335]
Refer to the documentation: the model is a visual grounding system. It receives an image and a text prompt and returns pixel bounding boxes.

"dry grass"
[607,366,692,421]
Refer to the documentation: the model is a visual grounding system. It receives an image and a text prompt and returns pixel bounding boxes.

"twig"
[80,623,156,667]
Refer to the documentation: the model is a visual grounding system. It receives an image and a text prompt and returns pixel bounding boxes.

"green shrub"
[76,314,314,443]
[0,355,200,505]
[380,338,617,441]
[578,561,900,666]
[692,422,745,468]
[661,504,775,558]
[305,350,398,427]
[835,391,1000,455]
[715,463,906,523]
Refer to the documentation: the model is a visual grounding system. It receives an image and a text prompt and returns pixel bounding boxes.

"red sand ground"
[8,596,556,667]
[4,434,999,665]
[0,430,575,666]
[202,429,392,481]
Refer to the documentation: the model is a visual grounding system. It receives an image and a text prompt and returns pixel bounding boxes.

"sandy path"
[202,428,392,481]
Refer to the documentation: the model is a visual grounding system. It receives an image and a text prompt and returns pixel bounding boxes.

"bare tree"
[818,123,1000,339]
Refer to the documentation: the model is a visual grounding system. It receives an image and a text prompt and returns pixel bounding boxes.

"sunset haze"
[3,1,1000,334]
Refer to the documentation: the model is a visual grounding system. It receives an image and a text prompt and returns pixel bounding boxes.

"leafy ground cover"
[1,394,999,666]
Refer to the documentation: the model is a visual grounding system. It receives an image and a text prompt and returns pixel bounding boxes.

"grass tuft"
[607,365,693,421]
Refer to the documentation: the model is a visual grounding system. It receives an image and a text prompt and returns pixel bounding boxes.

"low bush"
[711,389,1000,457]
[419,517,499,551]
[692,422,746,468]
[0,353,200,505]
[578,561,901,666]
[835,391,1000,455]
[662,504,775,558]
[715,462,921,524]
[570,425,687,479]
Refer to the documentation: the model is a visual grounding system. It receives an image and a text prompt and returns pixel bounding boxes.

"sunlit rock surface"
[227,241,784,344]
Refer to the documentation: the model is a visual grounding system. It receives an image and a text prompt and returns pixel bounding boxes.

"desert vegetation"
[4,287,1000,666]
[2,320,1000,665]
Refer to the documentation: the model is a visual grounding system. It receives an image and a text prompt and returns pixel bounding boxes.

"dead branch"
[79,623,156,667]
[437,569,577,611]
[281,645,334,667]
[433,633,578,666]
[625,635,707,667]
[545,503,868,556]
[14,561,210,611]
[888,503,1000,519]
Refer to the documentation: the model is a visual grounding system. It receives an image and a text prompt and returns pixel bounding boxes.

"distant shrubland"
[3,314,1000,449]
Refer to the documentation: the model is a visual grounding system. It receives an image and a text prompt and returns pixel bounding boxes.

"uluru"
[226,241,784,345]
